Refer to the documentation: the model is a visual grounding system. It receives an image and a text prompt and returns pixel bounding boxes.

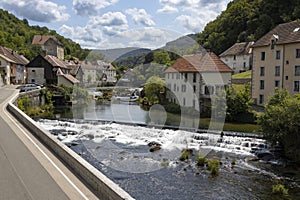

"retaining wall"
[7,93,134,200]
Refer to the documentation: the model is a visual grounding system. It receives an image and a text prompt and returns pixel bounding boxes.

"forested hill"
[0,9,89,60]
[196,0,300,55]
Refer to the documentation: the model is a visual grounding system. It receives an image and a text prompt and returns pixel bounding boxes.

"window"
[275,66,280,76]
[181,84,186,92]
[276,50,280,59]
[260,67,265,76]
[193,73,197,83]
[193,85,196,93]
[260,80,265,90]
[173,84,176,91]
[295,66,300,76]
[31,79,35,83]
[294,81,300,92]
[233,55,236,60]
[261,52,265,61]
[184,73,188,82]
[183,98,186,106]
[259,95,264,104]
[275,80,280,88]
[243,62,246,69]
[271,40,275,49]
[32,69,36,72]
[204,85,214,95]
[296,49,300,58]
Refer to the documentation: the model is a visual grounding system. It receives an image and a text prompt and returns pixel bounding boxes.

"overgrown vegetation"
[196,0,300,55]
[0,9,89,60]
[17,90,54,118]
[258,88,300,163]
[207,159,220,176]
[272,184,290,199]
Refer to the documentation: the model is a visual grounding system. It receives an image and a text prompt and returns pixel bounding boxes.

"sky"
[0,0,231,50]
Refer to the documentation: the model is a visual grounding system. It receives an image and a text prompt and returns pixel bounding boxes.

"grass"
[200,118,259,133]
[232,70,252,79]
[196,154,207,167]
[179,149,191,161]
[232,83,246,92]
[272,184,290,198]
[207,159,220,176]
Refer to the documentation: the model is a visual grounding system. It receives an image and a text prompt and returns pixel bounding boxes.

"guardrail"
[7,93,134,200]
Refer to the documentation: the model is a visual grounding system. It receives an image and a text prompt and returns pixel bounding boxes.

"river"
[38,101,300,200]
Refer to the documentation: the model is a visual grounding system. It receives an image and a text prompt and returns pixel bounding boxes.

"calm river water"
[40,101,300,200]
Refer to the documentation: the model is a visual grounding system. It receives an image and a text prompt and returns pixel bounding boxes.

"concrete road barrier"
[7,94,134,200]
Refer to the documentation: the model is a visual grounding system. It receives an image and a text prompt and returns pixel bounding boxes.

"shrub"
[207,159,220,176]
[196,154,207,167]
[272,184,289,197]
[179,149,191,161]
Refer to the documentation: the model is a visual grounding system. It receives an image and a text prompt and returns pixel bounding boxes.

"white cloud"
[158,0,231,33]
[0,0,69,22]
[90,12,127,26]
[125,8,155,27]
[175,15,205,32]
[157,5,178,13]
[72,0,118,16]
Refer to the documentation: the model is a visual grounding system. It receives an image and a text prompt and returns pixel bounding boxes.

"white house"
[0,46,29,85]
[165,52,233,110]
[97,61,117,83]
[219,42,254,74]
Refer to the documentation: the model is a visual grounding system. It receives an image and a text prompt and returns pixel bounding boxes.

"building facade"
[252,21,300,105]
[26,55,78,85]
[97,61,117,83]
[165,52,232,110]
[32,35,64,60]
[219,42,253,74]
[0,46,29,85]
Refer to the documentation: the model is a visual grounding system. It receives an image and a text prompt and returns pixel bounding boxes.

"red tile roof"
[0,46,29,65]
[165,52,232,73]
[32,35,62,46]
[253,21,300,47]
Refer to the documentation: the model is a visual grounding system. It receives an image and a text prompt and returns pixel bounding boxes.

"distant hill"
[0,9,89,60]
[195,0,300,55]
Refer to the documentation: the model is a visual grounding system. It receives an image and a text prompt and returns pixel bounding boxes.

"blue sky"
[0,0,231,49]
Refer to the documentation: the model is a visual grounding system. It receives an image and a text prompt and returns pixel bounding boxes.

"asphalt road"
[0,86,98,200]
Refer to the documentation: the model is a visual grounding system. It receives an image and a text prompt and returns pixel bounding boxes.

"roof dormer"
[270,34,279,49]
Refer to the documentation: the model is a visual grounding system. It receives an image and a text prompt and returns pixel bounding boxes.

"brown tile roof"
[165,52,233,73]
[32,35,63,46]
[62,74,80,84]
[253,21,300,47]
[45,55,69,69]
[219,42,254,57]
[0,46,29,65]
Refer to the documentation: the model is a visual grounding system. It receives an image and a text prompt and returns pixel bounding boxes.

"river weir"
[37,118,300,200]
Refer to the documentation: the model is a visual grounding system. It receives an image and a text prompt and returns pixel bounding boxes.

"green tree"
[226,84,254,122]
[258,88,300,163]
[144,76,166,104]
[153,50,171,66]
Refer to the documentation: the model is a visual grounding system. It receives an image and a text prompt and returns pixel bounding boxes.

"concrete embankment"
[7,93,134,200]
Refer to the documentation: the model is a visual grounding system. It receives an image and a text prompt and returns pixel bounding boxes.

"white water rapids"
[37,119,267,173]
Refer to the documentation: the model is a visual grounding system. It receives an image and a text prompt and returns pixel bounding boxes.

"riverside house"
[219,41,254,74]
[252,21,300,105]
[0,46,29,86]
[26,55,79,86]
[165,51,233,111]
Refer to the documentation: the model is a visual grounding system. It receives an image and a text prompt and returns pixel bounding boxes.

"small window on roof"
[294,27,300,32]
